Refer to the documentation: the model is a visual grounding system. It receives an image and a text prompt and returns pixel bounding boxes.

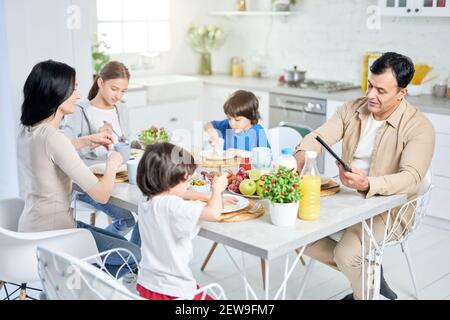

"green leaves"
[187,24,224,54]
[139,126,170,145]
[92,33,110,75]
[261,166,300,204]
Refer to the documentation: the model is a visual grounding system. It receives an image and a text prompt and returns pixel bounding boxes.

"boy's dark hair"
[370,52,415,89]
[21,60,76,126]
[223,90,261,125]
[137,142,197,198]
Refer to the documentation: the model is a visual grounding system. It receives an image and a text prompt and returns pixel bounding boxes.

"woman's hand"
[88,132,114,150]
[107,151,123,168]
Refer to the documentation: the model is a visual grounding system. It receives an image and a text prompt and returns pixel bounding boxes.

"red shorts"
[136,283,213,300]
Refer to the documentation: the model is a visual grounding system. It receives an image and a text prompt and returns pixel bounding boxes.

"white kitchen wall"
[110,0,449,87]
[0,0,19,198]
[200,0,450,85]
[2,0,95,197]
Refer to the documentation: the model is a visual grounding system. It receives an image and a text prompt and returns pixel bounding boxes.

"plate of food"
[89,163,127,175]
[222,195,249,214]
[199,149,235,161]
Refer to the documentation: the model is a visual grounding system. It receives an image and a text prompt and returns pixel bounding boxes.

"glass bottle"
[236,0,247,11]
[298,151,321,220]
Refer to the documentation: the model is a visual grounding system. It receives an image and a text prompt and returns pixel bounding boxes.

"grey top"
[80,182,406,260]
[61,98,130,159]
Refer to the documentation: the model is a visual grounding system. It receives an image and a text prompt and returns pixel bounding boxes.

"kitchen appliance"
[282,79,360,93]
[283,66,306,86]
[269,94,327,173]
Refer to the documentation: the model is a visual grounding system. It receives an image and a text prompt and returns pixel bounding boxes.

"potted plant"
[260,166,300,227]
[91,33,110,78]
[272,0,297,11]
[186,24,225,75]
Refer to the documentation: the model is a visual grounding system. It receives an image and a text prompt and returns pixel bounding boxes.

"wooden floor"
[2,211,450,300]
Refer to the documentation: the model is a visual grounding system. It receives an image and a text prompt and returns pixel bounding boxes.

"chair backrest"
[0,197,25,232]
[385,169,433,246]
[37,246,142,300]
[267,126,303,160]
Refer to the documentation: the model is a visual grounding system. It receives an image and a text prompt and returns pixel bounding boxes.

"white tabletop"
[81,182,406,260]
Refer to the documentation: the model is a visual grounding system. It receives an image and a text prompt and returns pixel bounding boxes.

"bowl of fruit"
[138,126,170,148]
[227,167,265,199]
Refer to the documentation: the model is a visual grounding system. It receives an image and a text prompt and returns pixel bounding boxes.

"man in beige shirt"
[295,52,435,300]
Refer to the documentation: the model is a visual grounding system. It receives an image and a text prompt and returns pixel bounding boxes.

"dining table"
[74,177,407,300]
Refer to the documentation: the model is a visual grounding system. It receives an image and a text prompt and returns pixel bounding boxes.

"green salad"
[139,126,170,145]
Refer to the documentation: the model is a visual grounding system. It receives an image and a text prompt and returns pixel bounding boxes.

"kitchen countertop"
[194,74,450,116]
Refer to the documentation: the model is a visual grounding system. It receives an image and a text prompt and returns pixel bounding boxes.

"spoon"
[103,121,128,143]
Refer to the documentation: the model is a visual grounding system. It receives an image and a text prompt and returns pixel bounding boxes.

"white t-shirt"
[85,106,123,159]
[351,113,385,175]
[137,194,205,299]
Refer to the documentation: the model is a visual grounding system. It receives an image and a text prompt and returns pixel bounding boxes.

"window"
[96,0,170,54]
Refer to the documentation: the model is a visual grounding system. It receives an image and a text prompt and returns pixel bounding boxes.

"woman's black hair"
[20,60,76,126]
[370,52,415,89]
[137,142,197,199]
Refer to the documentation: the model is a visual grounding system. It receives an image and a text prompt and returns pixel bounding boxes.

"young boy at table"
[135,142,229,300]
[204,90,271,156]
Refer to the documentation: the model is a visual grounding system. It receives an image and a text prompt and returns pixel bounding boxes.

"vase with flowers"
[261,166,300,227]
[187,24,224,75]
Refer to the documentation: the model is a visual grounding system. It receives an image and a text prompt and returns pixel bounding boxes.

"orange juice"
[298,175,321,220]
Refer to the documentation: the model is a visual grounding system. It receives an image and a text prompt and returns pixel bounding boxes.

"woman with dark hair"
[17,60,141,277]
[61,61,140,245]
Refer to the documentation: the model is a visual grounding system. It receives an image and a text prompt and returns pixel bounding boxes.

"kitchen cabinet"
[125,88,201,144]
[379,0,450,17]
[424,112,450,223]
[200,84,270,130]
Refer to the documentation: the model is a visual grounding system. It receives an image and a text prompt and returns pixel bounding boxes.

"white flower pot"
[269,202,299,227]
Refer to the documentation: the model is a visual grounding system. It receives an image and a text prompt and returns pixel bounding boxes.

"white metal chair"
[37,246,227,300]
[0,197,99,300]
[267,126,303,161]
[297,170,433,300]
[37,246,143,300]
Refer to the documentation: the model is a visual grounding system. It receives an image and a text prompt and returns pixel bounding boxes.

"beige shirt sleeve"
[366,118,435,198]
[46,130,98,192]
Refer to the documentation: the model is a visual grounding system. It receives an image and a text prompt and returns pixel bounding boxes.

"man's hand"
[337,161,369,192]
[88,132,114,150]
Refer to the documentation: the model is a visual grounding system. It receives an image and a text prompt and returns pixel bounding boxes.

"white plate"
[199,150,235,161]
[89,163,127,175]
[227,187,262,199]
[222,195,249,214]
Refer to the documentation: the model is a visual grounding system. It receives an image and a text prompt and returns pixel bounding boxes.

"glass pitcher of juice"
[298,151,321,220]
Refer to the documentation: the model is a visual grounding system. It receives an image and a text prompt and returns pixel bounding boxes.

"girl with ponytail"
[62,61,140,246]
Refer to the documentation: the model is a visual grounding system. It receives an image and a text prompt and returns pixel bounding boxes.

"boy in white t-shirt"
[135,142,229,300]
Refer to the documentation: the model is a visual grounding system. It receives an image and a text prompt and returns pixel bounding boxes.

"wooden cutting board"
[218,199,265,222]
[200,157,242,169]
[320,179,340,197]
[95,171,129,184]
